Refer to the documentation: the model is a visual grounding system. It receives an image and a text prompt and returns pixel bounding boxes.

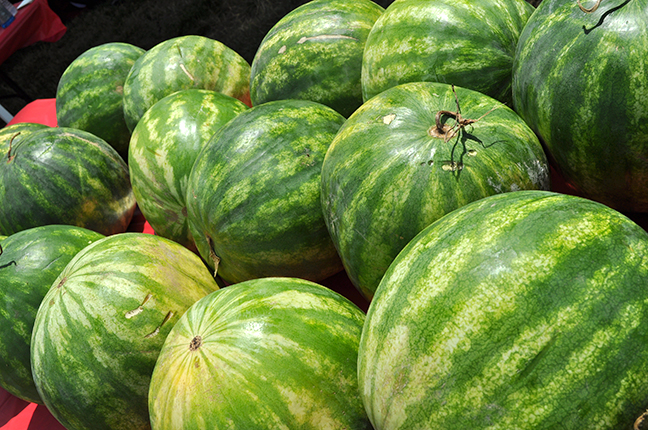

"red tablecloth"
[0,388,65,430]
[0,0,67,65]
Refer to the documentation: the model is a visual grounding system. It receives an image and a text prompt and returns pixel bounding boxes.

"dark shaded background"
[0,0,396,121]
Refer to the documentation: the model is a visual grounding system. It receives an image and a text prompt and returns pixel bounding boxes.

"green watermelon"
[123,35,251,132]
[250,0,384,117]
[361,0,534,105]
[186,99,345,284]
[321,81,550,300]
[149,276,370,430]
[128,89,248,251]
[56,42,146,159]
[0,224,104,404]
[0,127,136,236]
[31,233,220,430]
[359,190,648,430]
[512,0,648,213]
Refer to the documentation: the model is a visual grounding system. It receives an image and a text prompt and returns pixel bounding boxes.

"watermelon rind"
[30,232,220,430]
[321,81,550,300]
[0,127,136,236]
[123,35,251,132]
[0,224,104,404]
[128,89,248,251]
[512,0,648,213]
[56,42,146,159]
[250,0,384,117]
[361,0,534,105]
[149,276,371,430]
[359,190,648,430]
[0,123,49,155]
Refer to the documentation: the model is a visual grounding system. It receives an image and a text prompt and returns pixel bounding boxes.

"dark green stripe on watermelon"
[56,42,145,159]
[0,225,104,404]
[250,0,384,117]
[361,0,534,105]
[360,190,648,430]
[0,127,136,236]
[186,99,345,284]
[123,35,251,132]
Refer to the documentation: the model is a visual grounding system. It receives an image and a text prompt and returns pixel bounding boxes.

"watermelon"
[321,81,550,300]
[359,190,648,430]
[123,35,251,132]
[149,276,370,430]
[30,233,220,430]
[56,42,146,159]
[128,89,248,252]
[250,0,384,117]
[0,225,104,404]
[186,99,345,284]
[512,0,648,213]
[361,0,534,105]
[0,127,136,236]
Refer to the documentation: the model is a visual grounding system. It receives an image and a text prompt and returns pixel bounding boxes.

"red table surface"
[0,0,67,66]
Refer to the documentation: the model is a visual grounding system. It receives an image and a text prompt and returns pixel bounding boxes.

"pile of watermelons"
[1,0,648,429]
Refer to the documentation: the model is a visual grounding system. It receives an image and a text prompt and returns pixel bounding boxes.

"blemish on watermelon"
[189,335,202,351]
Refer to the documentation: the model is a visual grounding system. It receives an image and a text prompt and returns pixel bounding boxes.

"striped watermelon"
[0,225,104,404]
[512,0,648,213]
[359,190,648,430]
[0,127,136,236]
[56,42,146,159]
[128,89,248,251]
[149,276,370,430]
[30,233,220,430]
[321,81,550,300]
[250,0,384,117]
[361,0,534,105]
[123,35,251,132]
[186,99,345,284]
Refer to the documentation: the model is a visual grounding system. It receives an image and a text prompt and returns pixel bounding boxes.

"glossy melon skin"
[512,0,648,213]
[128,89,248,251]
[56,42,146,159]
[250,0,384,117]
[30,233,220,430]
[321,81,550,300]
[0,127,136,236]
[123,35,251,132]
[361,0,534,105]
[359,190,648,430]
[186,99,346,284]
[0,225,104,404]
[149,277,371,430]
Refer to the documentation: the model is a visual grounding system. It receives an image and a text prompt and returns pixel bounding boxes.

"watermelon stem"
[0,244,18,269]
[6,132,20,163]
[577,0,601,12]
[206,235,221,277]
[430,85,499,143]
